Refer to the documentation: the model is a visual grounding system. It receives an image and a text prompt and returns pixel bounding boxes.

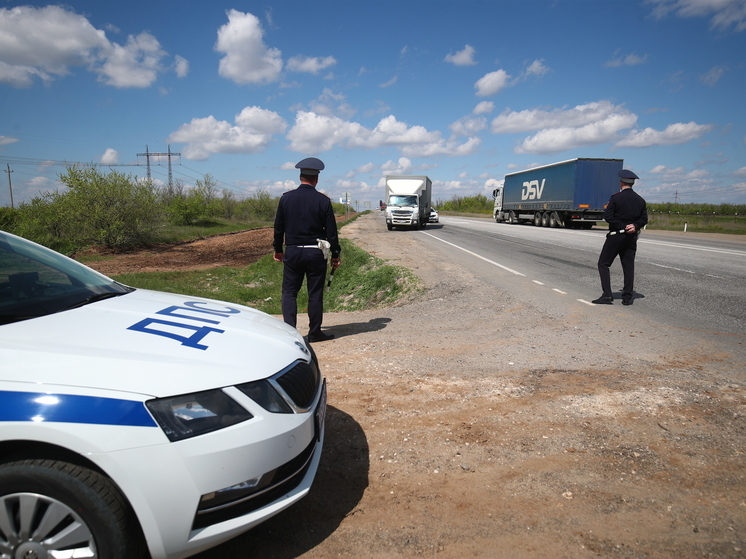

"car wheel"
[0,459,147,559]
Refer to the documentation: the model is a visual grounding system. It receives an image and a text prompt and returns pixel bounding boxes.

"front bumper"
[98,381,326,559]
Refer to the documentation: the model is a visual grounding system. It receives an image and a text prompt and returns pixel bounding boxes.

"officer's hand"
[625,224,636,233]
[331,258,341,270]
[273,252,283,262]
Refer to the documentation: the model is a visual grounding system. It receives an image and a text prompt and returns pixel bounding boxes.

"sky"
[1,0,745,210]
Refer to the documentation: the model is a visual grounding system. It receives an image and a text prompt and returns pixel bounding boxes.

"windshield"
[388,195,417,206]
[0,231,132,325]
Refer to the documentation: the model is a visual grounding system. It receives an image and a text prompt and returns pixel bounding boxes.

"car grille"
[275,359,320,411]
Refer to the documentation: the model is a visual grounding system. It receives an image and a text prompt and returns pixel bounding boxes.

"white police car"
[0,230,326,559]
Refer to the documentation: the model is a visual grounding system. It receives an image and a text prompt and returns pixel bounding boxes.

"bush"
[438,194,492,214]
[13,167,161,252]
[0,207,18,231]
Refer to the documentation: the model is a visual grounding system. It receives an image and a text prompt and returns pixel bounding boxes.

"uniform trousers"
[281,245,328,336]
[597,232,638,299]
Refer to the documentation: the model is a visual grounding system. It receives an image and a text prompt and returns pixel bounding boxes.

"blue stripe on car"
[0,391,157,427]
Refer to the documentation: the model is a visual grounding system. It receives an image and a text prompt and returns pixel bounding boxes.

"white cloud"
[286,111,480,158]
[355,162,377,174]
[645,0,746,32]
[380,76,398,88]
[0,5,106,86]
[286,111,365,153]
[734,166,746,176]
[169,106,287,160]
[174,55,190,78]
[523,59,551,77]
[215,10,283,85]
[700,65,728,86]
[307,88,356,119]
[489,101,638,154]
[473,101,494,115]
[604,51,649,67]
[475,69,511,96]
[516,112,638,154]
[491,100,636,134]
[450,116,488,137]
[96,32,165,88]
[616,121,715,147]
[445,45,477,66]
[381,158,413,175]
[100,148,119,165]
[286,55,336,74]
[0,136,19,147]
[0,5,185,88]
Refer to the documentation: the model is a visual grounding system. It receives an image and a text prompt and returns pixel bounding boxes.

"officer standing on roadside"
[273,157,341,342]
[592,169,648,306]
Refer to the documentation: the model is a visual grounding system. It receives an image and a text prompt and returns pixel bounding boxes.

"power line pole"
[136,145,180,188]
[4,164,13,209]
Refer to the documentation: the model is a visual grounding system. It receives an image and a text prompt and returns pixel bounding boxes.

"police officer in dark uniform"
[592,169,648,306]
[273,157,341,342]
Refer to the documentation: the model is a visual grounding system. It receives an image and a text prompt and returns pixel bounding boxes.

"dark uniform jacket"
[273,184,341,258]
[604,188,648,232]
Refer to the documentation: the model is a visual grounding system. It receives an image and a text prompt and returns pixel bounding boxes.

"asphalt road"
[410,214,746,343]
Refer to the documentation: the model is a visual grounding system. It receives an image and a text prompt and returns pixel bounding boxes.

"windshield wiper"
[63,291,129,311]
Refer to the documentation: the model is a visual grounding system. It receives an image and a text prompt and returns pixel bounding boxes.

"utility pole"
[136,145,180,188]
[4,164,13,209]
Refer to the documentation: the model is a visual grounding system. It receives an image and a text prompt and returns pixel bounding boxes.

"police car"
[0,230,326,559]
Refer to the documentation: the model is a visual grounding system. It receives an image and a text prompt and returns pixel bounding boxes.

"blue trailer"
[492,158,623,229]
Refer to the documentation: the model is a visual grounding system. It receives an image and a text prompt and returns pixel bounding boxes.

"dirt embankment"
[86,215,746,559]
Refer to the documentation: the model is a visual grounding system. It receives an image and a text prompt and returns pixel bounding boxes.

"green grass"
[646,213,746,234]
[156,218,274,243]
[112,237,420,315]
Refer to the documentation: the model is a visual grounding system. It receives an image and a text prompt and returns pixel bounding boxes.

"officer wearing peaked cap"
[592,169,648,306]
[273,157,341,342]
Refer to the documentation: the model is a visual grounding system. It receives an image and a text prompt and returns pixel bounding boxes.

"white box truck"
[384,175,432,230]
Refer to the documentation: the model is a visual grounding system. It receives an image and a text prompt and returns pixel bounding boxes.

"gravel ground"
[242,213,745,559]
[86,214,746,558]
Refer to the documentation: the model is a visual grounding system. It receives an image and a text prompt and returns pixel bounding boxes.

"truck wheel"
[0,459,147,559]
[550,212,561,228]
[533,213,542,227]
[508,211,517,224]
[387,223,393,231]
[541,212,550,227]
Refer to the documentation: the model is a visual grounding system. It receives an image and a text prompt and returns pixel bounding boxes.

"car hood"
[1,289,311,398]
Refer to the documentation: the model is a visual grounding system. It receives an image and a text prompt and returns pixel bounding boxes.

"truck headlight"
[146,389,252,442]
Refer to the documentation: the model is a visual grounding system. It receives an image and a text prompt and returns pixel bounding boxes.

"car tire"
[0,459,147,559]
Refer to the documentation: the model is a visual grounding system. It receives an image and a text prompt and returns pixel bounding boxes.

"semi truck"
[384,175,432,230]
[492,158,623,229]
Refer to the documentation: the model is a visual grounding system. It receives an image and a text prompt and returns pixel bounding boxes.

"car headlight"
[146,389,252,442]
[236,380,292,413]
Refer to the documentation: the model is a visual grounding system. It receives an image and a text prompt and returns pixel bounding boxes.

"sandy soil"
[84,215,746,559]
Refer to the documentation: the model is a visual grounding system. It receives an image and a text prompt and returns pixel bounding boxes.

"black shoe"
[622,298,633,306]
[592,296,614,305]
[307,331,335,342]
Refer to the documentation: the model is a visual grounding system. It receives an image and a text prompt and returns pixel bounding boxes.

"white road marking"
[420,232,526,276]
